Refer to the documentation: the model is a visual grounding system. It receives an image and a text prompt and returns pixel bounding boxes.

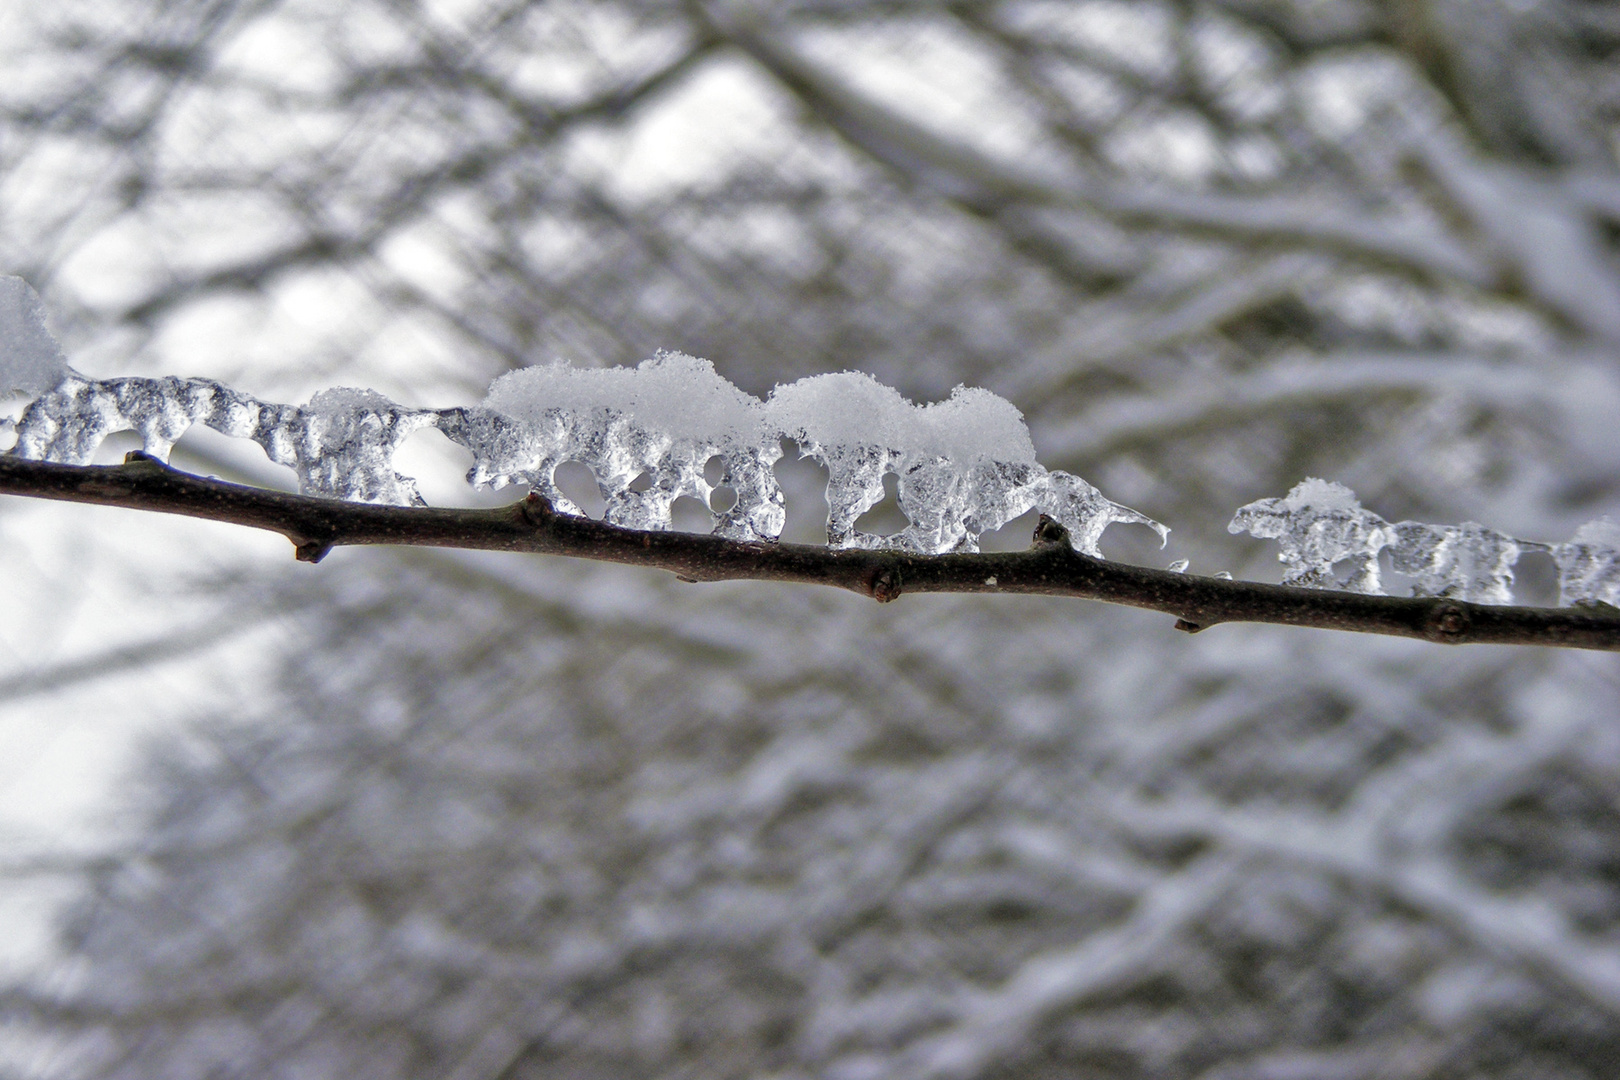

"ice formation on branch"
[0,276,1162,555]
[1552,520,1620,609]
[1229,479,1395,593]
[12,373,438,505]
[769,372,1165,554]
[1232,478,1617,608]
[1389,520,1525,606]
[10,273,1618,591]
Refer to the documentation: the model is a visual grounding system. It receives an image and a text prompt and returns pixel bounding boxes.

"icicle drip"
[464,353,786,541]
[1552,520,1620,608]
[1229,479,1394,593]
[768,373,1166,556]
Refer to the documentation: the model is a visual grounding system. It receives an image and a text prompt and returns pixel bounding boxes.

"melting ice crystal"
[1,277,1164,556]
[1229,479,1393,593]
[1552,519,1620,608]
[1232,477,1619,608]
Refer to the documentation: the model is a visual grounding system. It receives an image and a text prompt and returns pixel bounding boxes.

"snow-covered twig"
[5,452,1620,650]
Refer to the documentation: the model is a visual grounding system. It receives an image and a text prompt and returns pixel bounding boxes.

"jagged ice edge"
[1230,478,1620,609]
[0,279,1165,557]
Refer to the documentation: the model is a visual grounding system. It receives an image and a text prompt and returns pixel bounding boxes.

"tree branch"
[5,452,1619,651]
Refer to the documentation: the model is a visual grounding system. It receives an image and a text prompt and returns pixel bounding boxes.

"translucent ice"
[1552,519,1620,608]
[0,277,68,396]
[475,353,784,539]
[281,388,438,504]
[12,374,436,506]
[1389,520,1521,605]
[1038,470,1168,558]
[3,298,1162,555]
[1234,480,1537,604]
[1229,479,1394,592]
[768,372,910,547]
[767,374,1160,555]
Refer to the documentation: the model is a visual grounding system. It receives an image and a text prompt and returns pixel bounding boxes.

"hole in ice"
[979,507,1041,553]
[853,471,908,537]
[1095,511,1172,564]
[553,460,606,519]
[1328,555,1366,589]
[773,440,831,544]
[709,485,738,513]
[1512,547,1558,607]
[671,495,713,534]
[627,470,654,493]
[703,455,725,486]
[392,425,515,508]
[91,430,144,465]
[171,423,299,492]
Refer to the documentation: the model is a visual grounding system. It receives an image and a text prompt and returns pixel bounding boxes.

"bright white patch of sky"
[794,17,1055,168]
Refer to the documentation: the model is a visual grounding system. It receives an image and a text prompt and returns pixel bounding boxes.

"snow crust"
[765,373,1151,554]
[1,323,1164,555]
[11,296,1620,592]
[0,277,68,396]
[14,279,1614,588]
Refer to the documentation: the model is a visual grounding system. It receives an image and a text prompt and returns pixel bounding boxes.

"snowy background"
[4,0,1620,1076]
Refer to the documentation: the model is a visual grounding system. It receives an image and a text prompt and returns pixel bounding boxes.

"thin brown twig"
[4,452,1620,651]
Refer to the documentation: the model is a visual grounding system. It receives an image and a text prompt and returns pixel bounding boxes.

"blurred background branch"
[3,0,1620,1076]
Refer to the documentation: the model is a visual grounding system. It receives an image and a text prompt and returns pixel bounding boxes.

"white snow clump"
[766,374,1160,555]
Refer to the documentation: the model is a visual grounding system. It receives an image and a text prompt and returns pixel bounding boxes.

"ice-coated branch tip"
[5,453,1618,650]
[1231,478,1620,611]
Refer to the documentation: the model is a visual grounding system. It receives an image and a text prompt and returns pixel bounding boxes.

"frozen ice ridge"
[1231,478,1619,608]
[1552,519,1620,609]
[1229,479,1394,593]
[10,371,437,505]
[769,371,1165,555]
[1,278,1164,555]
[445,353,784,541]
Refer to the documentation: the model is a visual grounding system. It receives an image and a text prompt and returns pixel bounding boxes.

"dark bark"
[4,451,1619,651]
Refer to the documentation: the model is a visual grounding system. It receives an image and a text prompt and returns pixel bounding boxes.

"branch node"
[1428,603,1470,643]
[1175,618,1204,634]
[519,491,554,527]
[1033,514,1069,547]
[293,540,334,564]
[870,567,903,603]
